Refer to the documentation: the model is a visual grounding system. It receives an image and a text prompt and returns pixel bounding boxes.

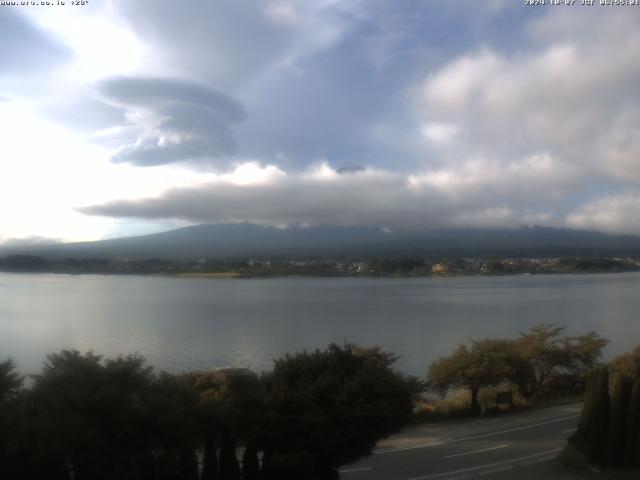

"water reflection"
[1,272,638,376]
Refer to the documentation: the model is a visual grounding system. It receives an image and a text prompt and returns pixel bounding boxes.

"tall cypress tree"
[178,447,199,480]
[576,368,597,446]
[260,452,273,480]
[241,444,261,480]
[202,432,219,480]
[625,382,640,467]
[606,374,632,466]
[155,450,180,480]
[219,434,241,480]
[586,366,610,465]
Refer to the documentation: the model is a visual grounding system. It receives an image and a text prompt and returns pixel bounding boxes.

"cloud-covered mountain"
[3,224,640,260]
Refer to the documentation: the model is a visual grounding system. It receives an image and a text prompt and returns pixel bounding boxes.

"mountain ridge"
[2,223,640,260]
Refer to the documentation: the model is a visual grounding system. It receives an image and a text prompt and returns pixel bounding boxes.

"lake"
[1,272,639,377]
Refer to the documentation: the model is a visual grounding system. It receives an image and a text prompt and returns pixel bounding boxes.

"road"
[339,404,583,480]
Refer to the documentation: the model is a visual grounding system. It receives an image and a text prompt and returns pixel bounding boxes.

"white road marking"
[375,415,579,454]
[377,440,447,453]
[444,444,509,459]
[405,448,562,480]
[562,428,577,434]
[478,465,514,476]
[339,467,373,474]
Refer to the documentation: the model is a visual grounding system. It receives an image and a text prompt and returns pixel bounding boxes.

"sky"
[1,0,639,243]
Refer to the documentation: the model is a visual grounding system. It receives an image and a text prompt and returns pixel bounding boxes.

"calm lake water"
[1,272,639,377]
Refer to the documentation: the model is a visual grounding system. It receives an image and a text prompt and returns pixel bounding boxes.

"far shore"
[2,269,640,280]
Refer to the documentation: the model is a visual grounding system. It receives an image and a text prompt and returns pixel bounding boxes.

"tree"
[510,324,607,401]
[148,373,202,477]
[510,324,570,401]
[584,366,610,465]
[241,443,261,480]
[606,373,632,465]
[178,447,199,480]
[428,339,515,414]
[625,382,640,466]
[610,346,640,381]
[179,367,265,459]
[201,432,219,480]
[0,359,29,477]
[30,350,110,480]
[219,434,241,480]
[29,350,199,480]
[574,366,640,467]
[0,359,23,402]
[260,344,422,478]
[564,330,610,374]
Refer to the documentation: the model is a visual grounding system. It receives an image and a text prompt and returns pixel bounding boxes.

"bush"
[0,344,423,478]
[261,344,423,474]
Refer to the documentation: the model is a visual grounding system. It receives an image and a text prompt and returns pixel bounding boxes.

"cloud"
[80,161,568,230]
[567,194,640,235]
[107,0,511,169]
[97,77,247,166]
[9,0,538,172]
[0,10,70,74]
[79,7,640,235]
[417,8,640,181]
[42,96,126,136]
[112,0,357,88]
[0,236,62,248]
[6,2,640,239]
[421,122,458,144]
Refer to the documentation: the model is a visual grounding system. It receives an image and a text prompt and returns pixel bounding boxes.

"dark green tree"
[30,350,109,479]
[0,359,23,402]
[178,447,199,480]
[261,344,422,477]
[606,373,632,465]
[241,443,261,480]
[155,450,180,480]
[29,350,203,480]
[180,368,264,447]
[586,366,610,465]
[219,434,241,480]
[149,373,201,477]
[0,359,30,477]
[201,432,219,480]
[625,382,640,467]
[576,369,597,443]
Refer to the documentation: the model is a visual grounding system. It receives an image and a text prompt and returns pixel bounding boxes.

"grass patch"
[412,387,584,423]
[412,390,473,422]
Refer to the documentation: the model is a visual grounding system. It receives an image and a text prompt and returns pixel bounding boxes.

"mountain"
[2,224,640,260]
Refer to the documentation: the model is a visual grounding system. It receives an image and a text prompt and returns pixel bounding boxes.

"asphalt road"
[339,404,583,480]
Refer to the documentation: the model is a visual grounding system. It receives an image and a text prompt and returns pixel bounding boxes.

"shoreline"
[1,268,639,280]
